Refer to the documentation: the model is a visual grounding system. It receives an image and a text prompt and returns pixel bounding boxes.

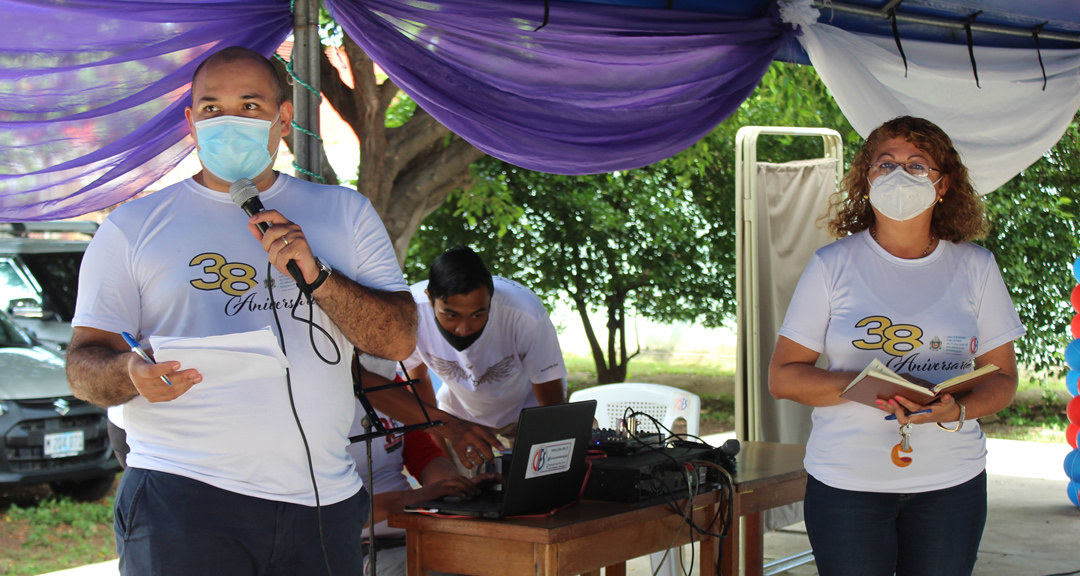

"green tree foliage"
[407,63,858,382]
[408,61,1079,384]
[978,115,1080,379]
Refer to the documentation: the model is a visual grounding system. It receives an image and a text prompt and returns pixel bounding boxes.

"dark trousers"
[115,467,367,576]
[804,471,987,576]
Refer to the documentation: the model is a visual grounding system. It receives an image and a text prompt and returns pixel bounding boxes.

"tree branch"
[386,109,451,174]
[393,136,484,204]
[344,35,379,115]
[319,46,359,135]
[379,76,400,113]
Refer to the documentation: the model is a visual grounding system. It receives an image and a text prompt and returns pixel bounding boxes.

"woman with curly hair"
[769,116,1024,576]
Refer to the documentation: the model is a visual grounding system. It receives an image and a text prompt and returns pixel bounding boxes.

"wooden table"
[388,441,806,576]
[715,442,807,576]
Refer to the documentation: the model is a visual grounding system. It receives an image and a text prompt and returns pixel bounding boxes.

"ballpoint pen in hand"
[884,409,931,421]
[121,331,172,386]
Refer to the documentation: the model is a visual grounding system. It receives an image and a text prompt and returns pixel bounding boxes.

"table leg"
[406,531,427,576]
[534,543,558,576]
[721,495,741,576]
[744,512,765,576]
[604,562,627,576]
[699,499,717,574]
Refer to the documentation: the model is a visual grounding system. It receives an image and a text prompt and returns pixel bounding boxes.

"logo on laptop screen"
[524,438,577,479]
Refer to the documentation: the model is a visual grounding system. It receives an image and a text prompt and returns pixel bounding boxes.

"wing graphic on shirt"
[428,355,470,386]
[476,355,517,387]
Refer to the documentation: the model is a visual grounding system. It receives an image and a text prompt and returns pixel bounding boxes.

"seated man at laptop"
[367,245,567,474]
[349,356,500,575]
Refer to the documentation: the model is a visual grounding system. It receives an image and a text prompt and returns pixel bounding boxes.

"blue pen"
[884,409,931,421]
[121,331,172,386]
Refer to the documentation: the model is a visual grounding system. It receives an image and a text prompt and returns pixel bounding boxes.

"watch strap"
[307,257,332,294]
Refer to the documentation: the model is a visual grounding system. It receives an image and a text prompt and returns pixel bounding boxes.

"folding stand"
[350,355,442,576]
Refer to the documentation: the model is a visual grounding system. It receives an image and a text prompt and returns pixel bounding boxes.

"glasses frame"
[870,161,942,178]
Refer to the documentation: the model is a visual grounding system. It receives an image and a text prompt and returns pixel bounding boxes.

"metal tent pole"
[292,0,322,182]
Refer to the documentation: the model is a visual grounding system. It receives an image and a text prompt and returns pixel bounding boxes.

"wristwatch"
[307,257,333,294]
[937,400,965,432]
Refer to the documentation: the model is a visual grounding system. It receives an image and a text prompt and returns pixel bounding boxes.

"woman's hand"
[876,393,962,426]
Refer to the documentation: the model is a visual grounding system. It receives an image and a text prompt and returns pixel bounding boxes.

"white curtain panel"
[796,21,1080,195]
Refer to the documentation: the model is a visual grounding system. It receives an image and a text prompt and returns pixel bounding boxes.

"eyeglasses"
[870,161,941,178]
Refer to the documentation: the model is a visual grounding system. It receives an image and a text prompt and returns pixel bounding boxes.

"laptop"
[404,399,597,519]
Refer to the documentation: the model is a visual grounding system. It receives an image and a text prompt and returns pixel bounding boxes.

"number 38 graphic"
[852,316,923,356]
[189,253,258,296]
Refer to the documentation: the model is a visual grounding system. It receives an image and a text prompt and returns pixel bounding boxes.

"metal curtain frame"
[733,126,843,443]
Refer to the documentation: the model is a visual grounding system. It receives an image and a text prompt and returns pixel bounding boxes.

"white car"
[0,309,120,500]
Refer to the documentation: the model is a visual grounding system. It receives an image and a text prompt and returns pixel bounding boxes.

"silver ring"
[465,446,475,453]
[281,236,290,247]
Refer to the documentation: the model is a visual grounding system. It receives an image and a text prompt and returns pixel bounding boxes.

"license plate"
[44,430,84,458]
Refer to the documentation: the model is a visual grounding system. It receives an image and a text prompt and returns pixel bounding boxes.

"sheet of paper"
[150,327,290,386]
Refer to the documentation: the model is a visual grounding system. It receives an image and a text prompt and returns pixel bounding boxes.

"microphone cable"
[265,262,340,576]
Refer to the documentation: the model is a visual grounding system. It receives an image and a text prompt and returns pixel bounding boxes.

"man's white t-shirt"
[404,277,567,429]
[72,174,408,506]
[779,231,1024,493]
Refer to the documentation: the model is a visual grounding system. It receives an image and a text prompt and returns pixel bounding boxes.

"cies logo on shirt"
[851,316,923,356]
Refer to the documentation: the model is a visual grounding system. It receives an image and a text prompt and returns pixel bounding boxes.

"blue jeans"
[804,471,986,576]
[115,467,367,576]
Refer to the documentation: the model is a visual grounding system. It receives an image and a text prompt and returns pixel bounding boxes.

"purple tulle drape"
[1,0,794,222]
[334,0,793,174]
[0,0,291,222]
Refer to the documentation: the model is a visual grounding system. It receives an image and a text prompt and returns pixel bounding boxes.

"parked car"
[0,309,120,500]
[0,220,97,352]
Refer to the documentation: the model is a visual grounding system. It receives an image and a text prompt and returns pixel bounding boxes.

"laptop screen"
[500,399,597,517]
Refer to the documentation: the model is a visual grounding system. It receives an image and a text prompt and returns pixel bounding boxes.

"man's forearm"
[312,274,417,361]
[66,344,138,408]
[368,385,451,429]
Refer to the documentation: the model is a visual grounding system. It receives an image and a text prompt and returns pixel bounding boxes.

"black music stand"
[350,354,442,576]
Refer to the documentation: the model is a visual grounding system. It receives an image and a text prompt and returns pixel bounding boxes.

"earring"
[938,197,944,203]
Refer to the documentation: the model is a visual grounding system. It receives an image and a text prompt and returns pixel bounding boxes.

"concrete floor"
[39,438,1078,576]
[621,435,1079,576]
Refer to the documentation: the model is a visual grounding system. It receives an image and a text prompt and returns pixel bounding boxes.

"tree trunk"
[319,35,485,266]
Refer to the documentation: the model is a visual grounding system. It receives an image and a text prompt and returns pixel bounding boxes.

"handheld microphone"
[229,178,307,292]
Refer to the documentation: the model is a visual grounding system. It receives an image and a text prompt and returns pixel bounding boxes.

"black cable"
[1040,571,1080,576]
[621,407,735,573]
[534,0,550,31]
[889,5,908,77]
[964,11,983,88]
[289,285,340,366]
[266,262,335,576]
[1033,22,1048,92]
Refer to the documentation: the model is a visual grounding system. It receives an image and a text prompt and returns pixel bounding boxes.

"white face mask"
[868,169,941,222]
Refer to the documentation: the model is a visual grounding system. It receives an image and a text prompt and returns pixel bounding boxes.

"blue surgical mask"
[194,115,279,183]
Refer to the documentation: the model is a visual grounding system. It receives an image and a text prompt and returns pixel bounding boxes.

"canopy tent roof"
[2,0,1080,221]
[577,0,1080,53]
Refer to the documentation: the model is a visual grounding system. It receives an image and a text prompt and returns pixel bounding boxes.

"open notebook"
[404,400,596,519]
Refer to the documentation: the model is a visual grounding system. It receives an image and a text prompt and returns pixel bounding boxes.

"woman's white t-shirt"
[779,230,1024,493]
